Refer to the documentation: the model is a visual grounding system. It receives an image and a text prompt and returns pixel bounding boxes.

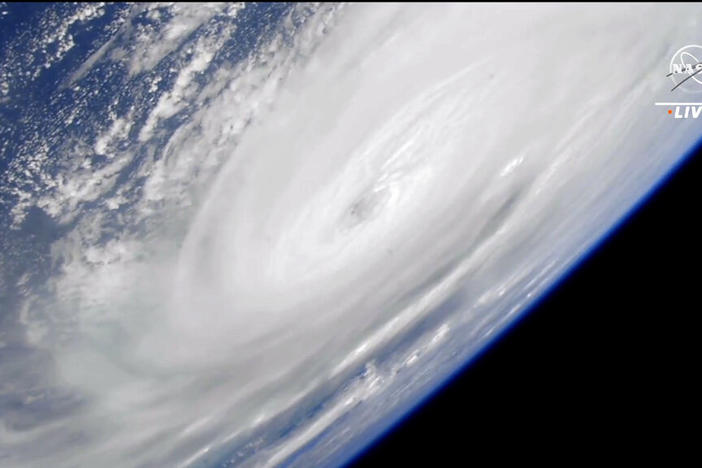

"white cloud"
[2,4,702,467]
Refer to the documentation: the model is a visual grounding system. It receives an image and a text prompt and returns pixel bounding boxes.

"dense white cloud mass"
[1,3,701,467]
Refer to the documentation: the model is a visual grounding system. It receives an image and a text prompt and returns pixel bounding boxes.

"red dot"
[668,109,673,114]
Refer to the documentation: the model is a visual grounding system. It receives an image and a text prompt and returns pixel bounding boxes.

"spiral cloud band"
[1,3,700,467]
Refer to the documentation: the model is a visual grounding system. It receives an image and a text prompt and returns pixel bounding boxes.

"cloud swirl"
[1,4,701,467]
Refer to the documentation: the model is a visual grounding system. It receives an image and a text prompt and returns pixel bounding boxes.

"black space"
[348,147,701,465]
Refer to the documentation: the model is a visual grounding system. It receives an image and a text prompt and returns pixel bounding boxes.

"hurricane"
[0,3,700,467]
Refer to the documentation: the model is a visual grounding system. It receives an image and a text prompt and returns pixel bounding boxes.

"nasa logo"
[654,44,702,118]
[668,44,702,92]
